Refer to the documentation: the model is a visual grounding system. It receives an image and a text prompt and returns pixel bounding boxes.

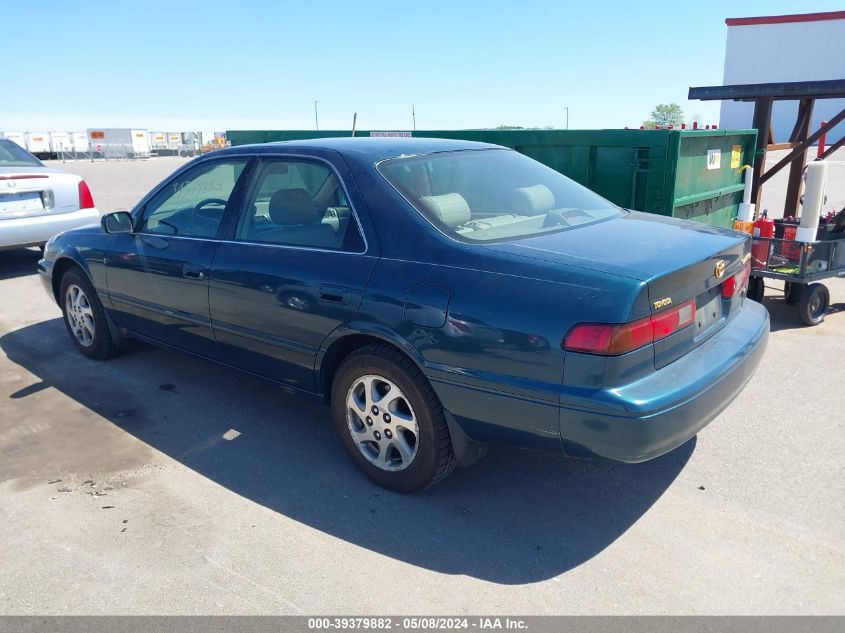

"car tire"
[797,283,829,327]
[747,276,765,303]
[59,267,118,360]
[331,344,456,492]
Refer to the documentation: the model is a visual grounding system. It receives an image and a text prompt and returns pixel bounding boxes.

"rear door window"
[234,158,363,252]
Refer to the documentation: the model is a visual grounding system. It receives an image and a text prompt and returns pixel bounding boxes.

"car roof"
[220,137,506,162]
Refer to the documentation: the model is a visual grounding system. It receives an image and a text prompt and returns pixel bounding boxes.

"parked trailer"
[87,129,151,159]
[2,132,26,149]
[149,131,167,154]
[70,132,89,153]
[55,131,92,160]
[166,133,181,152]
[25,132,52,159]
[748,234,845,326]
[149,132,182,156]
[49,131,72,157]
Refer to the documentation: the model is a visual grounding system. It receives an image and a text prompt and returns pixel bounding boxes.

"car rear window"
[377,148,622,242]
[0,139,43,167]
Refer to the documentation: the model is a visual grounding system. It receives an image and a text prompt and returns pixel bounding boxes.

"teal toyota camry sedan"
[38,138,769,491]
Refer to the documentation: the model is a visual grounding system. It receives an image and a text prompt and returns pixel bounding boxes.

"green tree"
[642,103,685,128]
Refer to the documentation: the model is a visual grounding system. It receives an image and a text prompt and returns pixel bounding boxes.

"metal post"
[314,100,319,131]
[565,107,569,130]
[784,98,814,218]
[818,120,828,156]
[819,133,845,160]
[750,97,773,210]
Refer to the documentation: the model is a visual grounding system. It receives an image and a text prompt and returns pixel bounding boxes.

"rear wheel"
[59,268,118,360]
[331,345,456,492]
[797,283,829,326]
[747,276,765,303]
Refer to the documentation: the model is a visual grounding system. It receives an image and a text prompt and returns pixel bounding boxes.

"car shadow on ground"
[0,248,42,281]
[1,318,693,585]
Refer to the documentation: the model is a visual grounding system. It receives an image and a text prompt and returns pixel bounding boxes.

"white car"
[0,138,99,250]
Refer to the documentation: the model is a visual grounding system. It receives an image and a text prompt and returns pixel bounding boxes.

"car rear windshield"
[0,139,43,167]
[377,148,622,242]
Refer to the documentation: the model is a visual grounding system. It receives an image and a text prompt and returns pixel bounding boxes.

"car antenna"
[351,112,357,137]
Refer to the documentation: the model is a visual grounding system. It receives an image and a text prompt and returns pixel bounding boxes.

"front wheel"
[331,345,456,492]
[798,283,829,326]
[59,268,118,359]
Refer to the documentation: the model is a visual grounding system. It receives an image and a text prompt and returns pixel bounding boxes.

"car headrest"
[269,188,321,225]
[510,184,555,215]
[419,193,471,228]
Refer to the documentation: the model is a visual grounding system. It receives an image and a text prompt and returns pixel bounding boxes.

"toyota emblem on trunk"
[714,260,726,279]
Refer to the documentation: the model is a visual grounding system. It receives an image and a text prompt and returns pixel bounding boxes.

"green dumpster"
[227,128,757,229]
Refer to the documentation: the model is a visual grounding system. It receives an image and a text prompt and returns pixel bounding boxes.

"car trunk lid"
[484,211,751,366]
[0,168,76,220]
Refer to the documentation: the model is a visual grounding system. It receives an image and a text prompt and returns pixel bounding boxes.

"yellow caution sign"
[731,145,742,169]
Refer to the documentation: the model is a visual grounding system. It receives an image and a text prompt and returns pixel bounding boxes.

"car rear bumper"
[0,208,99,249]
[559,300,769,462]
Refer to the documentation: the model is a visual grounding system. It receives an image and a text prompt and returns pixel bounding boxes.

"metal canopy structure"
[689,79,845,217]
[689,79,845,102]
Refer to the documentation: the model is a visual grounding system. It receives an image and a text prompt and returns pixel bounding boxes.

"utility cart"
[748,235,845,325]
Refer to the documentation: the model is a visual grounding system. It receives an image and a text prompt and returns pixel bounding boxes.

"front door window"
[139,159,249,238]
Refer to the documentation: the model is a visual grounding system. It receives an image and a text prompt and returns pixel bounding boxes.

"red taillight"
[78,180,95,209]
[564,300,696,356]
[651,300,696,339]
[722,261,751,299]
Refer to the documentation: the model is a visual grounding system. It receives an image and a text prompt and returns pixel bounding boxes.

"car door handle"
[319,285,350,304]
[182,264,206,280]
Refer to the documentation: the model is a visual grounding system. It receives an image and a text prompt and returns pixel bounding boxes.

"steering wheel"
[193,198,228,220]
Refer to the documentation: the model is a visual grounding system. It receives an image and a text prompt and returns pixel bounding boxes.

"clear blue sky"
[4,0,843,132]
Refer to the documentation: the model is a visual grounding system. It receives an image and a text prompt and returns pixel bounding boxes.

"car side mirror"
[102,211,134,234]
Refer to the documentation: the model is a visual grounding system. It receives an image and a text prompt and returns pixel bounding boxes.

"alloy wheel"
[345,374,419,471]
[65,284,95,347]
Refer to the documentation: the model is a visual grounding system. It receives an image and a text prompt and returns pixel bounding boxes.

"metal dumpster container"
[227,128,757,228]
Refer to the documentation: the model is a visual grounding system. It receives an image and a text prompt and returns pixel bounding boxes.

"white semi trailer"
[25,132,52,158]
[2,132,27,149]
[70,132,89,153]
[87,129,151,159]
[166,133,182,153]
[149,131,167,153]
[50,131,72,156]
